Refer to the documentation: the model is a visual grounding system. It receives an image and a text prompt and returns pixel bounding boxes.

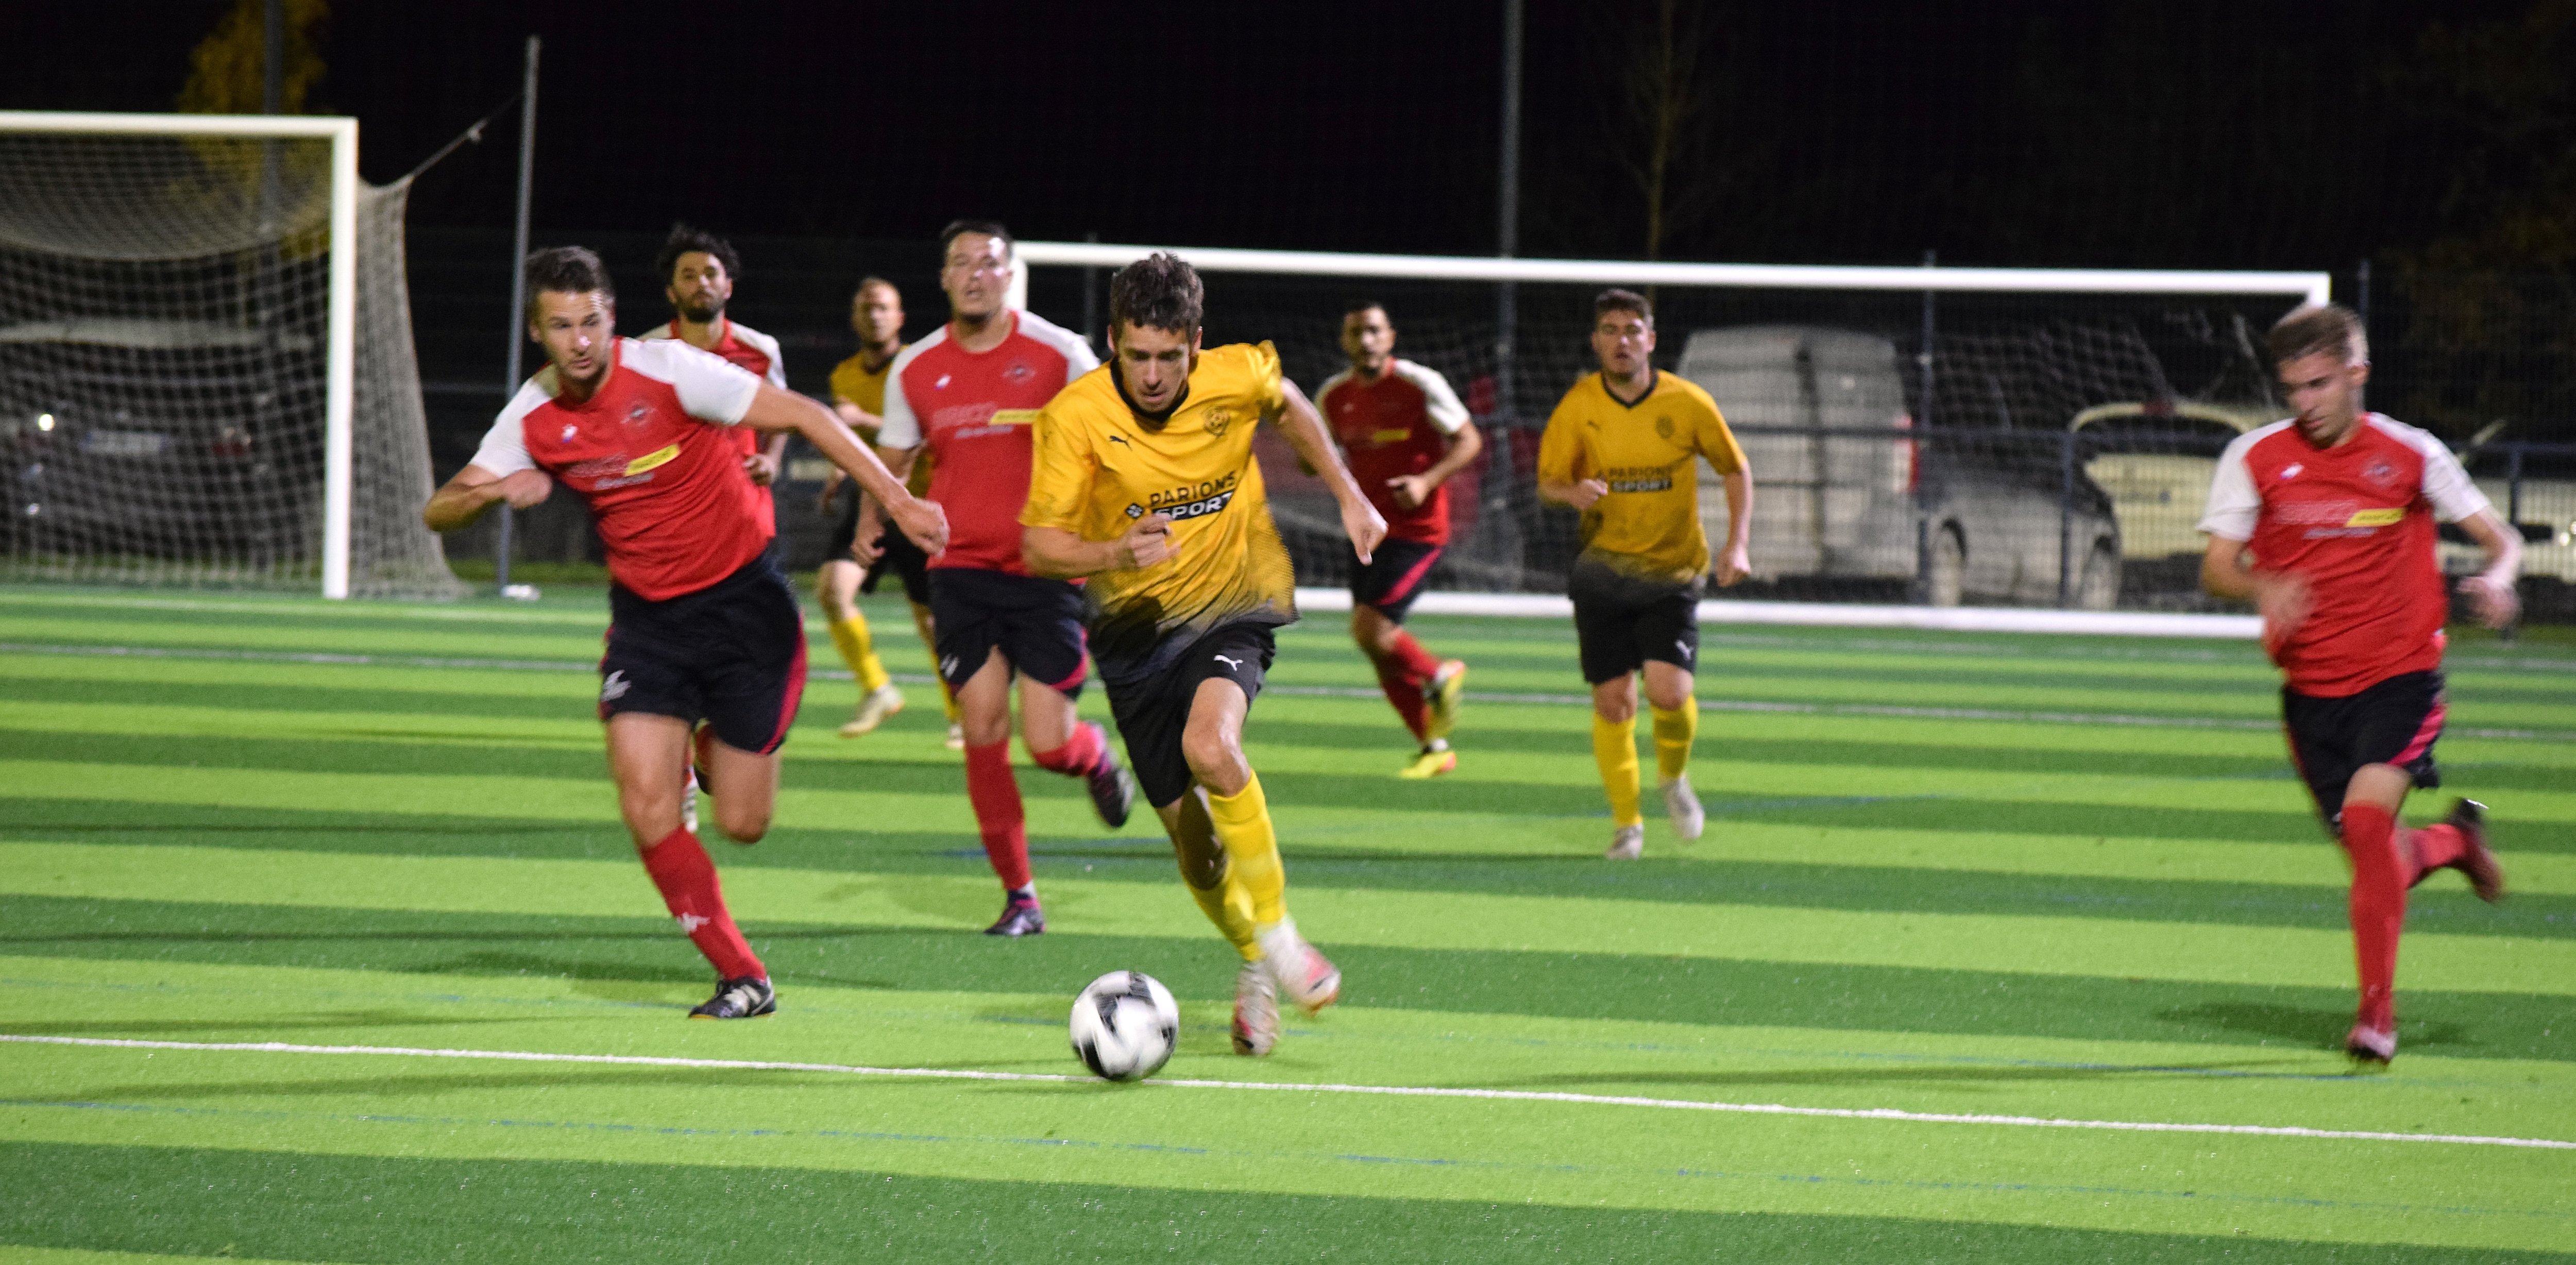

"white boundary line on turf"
[4,641,2569,742]
[1293,587,2267,639]
[5,1034,2568,1152]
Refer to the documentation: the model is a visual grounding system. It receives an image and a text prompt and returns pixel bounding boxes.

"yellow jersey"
[1536,370,1745,588]
[1023,342,1298,679]
[831,347,932,496]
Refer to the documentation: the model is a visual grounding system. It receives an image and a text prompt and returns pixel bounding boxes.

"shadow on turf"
[3,1013,548,1038]
[2160,1001,2479,1052]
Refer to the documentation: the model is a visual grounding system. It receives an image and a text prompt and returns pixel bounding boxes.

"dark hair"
[654,223,740,286]
[938,220,1014,263]
[1109,252,1205,336]
[2268,303,2367,367]
[1595,288,1652,325]
[854,276,899,301]
[522,245,614,322]
[1344,299,1389,320]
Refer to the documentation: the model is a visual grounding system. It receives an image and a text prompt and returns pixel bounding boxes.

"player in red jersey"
[2198,303,2521,1064]
[1316,302,1482,778]
[867,221,1137,937]
[424,247,946,1020]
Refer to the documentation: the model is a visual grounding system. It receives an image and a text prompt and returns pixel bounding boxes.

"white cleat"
[1256,917,1341,1015]
[838,683,906,738]
[680,765,700,835]
[1604,824,1644,861]
[944,721,965,751]
[1231,959,1279,1056]
[1660,773,1705,843]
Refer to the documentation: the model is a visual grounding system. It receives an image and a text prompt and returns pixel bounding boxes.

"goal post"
[1013,240,2328,629]
[0,110,459,600]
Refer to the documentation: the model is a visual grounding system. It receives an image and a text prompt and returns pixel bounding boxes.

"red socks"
[2409,822,2467,878]
[639,827,764,980]
[964,739,1033,891]
[1374,631,1443,742]
[2337,803,2407,1031]
[1029,722,1106,779]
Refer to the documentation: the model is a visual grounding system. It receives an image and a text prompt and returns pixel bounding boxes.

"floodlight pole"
[1495,0,1523,425]
[497,35,539,593]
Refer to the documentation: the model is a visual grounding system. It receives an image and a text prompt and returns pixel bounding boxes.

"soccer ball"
[1069,970,1178,1082]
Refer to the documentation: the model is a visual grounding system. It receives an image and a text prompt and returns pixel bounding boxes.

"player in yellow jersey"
[1023,253,1387,1057]
[821,278,961,745]
[1537,288,1751,861]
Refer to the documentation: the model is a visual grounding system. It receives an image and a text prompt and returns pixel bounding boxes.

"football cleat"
[1256,918,1341,1015]
[1660,773,1705,843]
[2443,799,2505,904]
[984,895,1046,937]
[1604,824,1645,861]
[1424,660,1468,741]
[1081,722,1136,829]
[1398,744,1457,780]
[2344,1021,2396,1064]
[838,683,906,738]
[688,975,775,1020]
[945,721,966,751]
[1231,959,1279,1056]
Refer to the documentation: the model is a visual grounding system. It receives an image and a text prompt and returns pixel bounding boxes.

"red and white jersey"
[470,338,767,602]
[2198,413,2490,697]
[878,310,1098,574]
[1317,358,1470,545]
[639,317,786,518]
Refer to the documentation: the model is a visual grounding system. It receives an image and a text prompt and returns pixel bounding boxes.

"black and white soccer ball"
[1069,970,1178,1082]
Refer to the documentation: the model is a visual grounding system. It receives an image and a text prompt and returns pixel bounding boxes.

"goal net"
[1018,245,2325,615]
[0,112,463,599]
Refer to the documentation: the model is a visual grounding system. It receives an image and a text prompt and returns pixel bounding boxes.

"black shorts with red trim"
[2281,669,2445,828]
[599,555,808,755]
[928,567,1089,698]
[1350,537,1443,622]
[1100,620,1276,809]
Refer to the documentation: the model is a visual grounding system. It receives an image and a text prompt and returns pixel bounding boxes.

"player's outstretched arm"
[852,444,918,563]
[1269,379,1386,564]
[423,464,551,532]
[739,384,946,555]
[2455,508,2523,629]
[1024,516,1176,579]
[2203,534,2311,643]
[1715,467,1753,586]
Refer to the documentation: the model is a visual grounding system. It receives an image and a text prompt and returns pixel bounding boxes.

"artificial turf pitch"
[0,583,2569,1261]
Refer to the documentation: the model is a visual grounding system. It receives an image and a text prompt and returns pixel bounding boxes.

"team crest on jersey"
[560,424,579,444]
[2280,463,2303,481]
[1655,415,1675,440]
[1205,409,1234,437]
[623,402,651,428]
[1125,503,1145,519]
[2365,459,2398,487]
[935,374,952,390]
[1003,361,1035,384]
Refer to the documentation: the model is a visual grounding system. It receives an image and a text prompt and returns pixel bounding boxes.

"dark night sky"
[3,1,2532,269]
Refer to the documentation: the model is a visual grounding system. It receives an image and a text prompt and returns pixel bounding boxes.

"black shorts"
[1568,559,1702,685]
[1103,621,1276,808]
[1350,537,1443,622]
[862,519,934,605]
[2282,670,2446,830]
[600,555,808,755]
[928,567,1090,697]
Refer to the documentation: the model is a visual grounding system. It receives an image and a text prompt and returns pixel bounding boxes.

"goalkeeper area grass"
[0,583,2570,1261]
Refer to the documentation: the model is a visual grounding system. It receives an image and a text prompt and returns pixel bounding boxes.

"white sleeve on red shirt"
[2370,415,2494,523]
[733,322,790,389]
[622,338,761,425]
[1391,359,1470,435]
[1013,310,1101,381]
[874,332,942,450]
[2196,422,2285,541]
[467,377,553,477]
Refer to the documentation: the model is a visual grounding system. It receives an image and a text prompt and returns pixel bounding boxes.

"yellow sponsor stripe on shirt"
[990,409,1042,426]
[2345,507,2405,527]
[1371,428,1412,444]
[622,443,682,477]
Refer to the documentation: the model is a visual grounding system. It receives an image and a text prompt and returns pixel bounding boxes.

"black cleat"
[1082,722,1136,829]
[2443,799,2505,904]
[688,975,775,1020]
[985,896,1046,937]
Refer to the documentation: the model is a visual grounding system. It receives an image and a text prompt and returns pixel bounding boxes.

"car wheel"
[1926,524,1965,608]
[2075,540,2120,611]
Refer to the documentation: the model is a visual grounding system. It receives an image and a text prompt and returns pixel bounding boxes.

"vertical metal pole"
[2355,258,2371,329]
[1495,0,1522,425]
[1080,228,1100,350]
[2507,444,2523,526]
[263,0,284,113]
[497,35,539,593]
[1913,249,1936,601]
[2057,428,2076,609]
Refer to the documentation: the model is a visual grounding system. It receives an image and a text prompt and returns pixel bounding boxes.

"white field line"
[4,1033,2569,1152]
[6,640,2568,743]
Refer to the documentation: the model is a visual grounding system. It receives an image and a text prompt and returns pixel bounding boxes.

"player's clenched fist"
[1342,499,1387,567]
[890,496,948,555]
[1119,512,1175,569]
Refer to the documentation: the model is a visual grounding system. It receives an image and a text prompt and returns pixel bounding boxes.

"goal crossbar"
[1012,240,2330,306]
[0,110,362,598]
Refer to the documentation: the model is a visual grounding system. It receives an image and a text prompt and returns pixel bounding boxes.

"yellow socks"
[1205,773,1286,926]
[1650,696,1698,781]
[828,615,890,694]
[1185,868,1262,962]
[1591,713,1643,828]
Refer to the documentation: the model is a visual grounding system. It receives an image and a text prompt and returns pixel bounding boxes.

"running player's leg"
[909,599,962,741]
[1179,649,1338,1016]
[1575,592,1647,857]
[1010,587,1133,829]
[2335,762,2414,1060]
[952,645,1038,933]
[1349,541,1464,774]
[606,713,770,1012]
[1636,592,1704,841]
[822,556,901,737]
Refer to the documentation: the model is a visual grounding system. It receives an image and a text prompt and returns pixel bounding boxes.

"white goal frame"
[1011,240,2328,637]
[0,110,361,598]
